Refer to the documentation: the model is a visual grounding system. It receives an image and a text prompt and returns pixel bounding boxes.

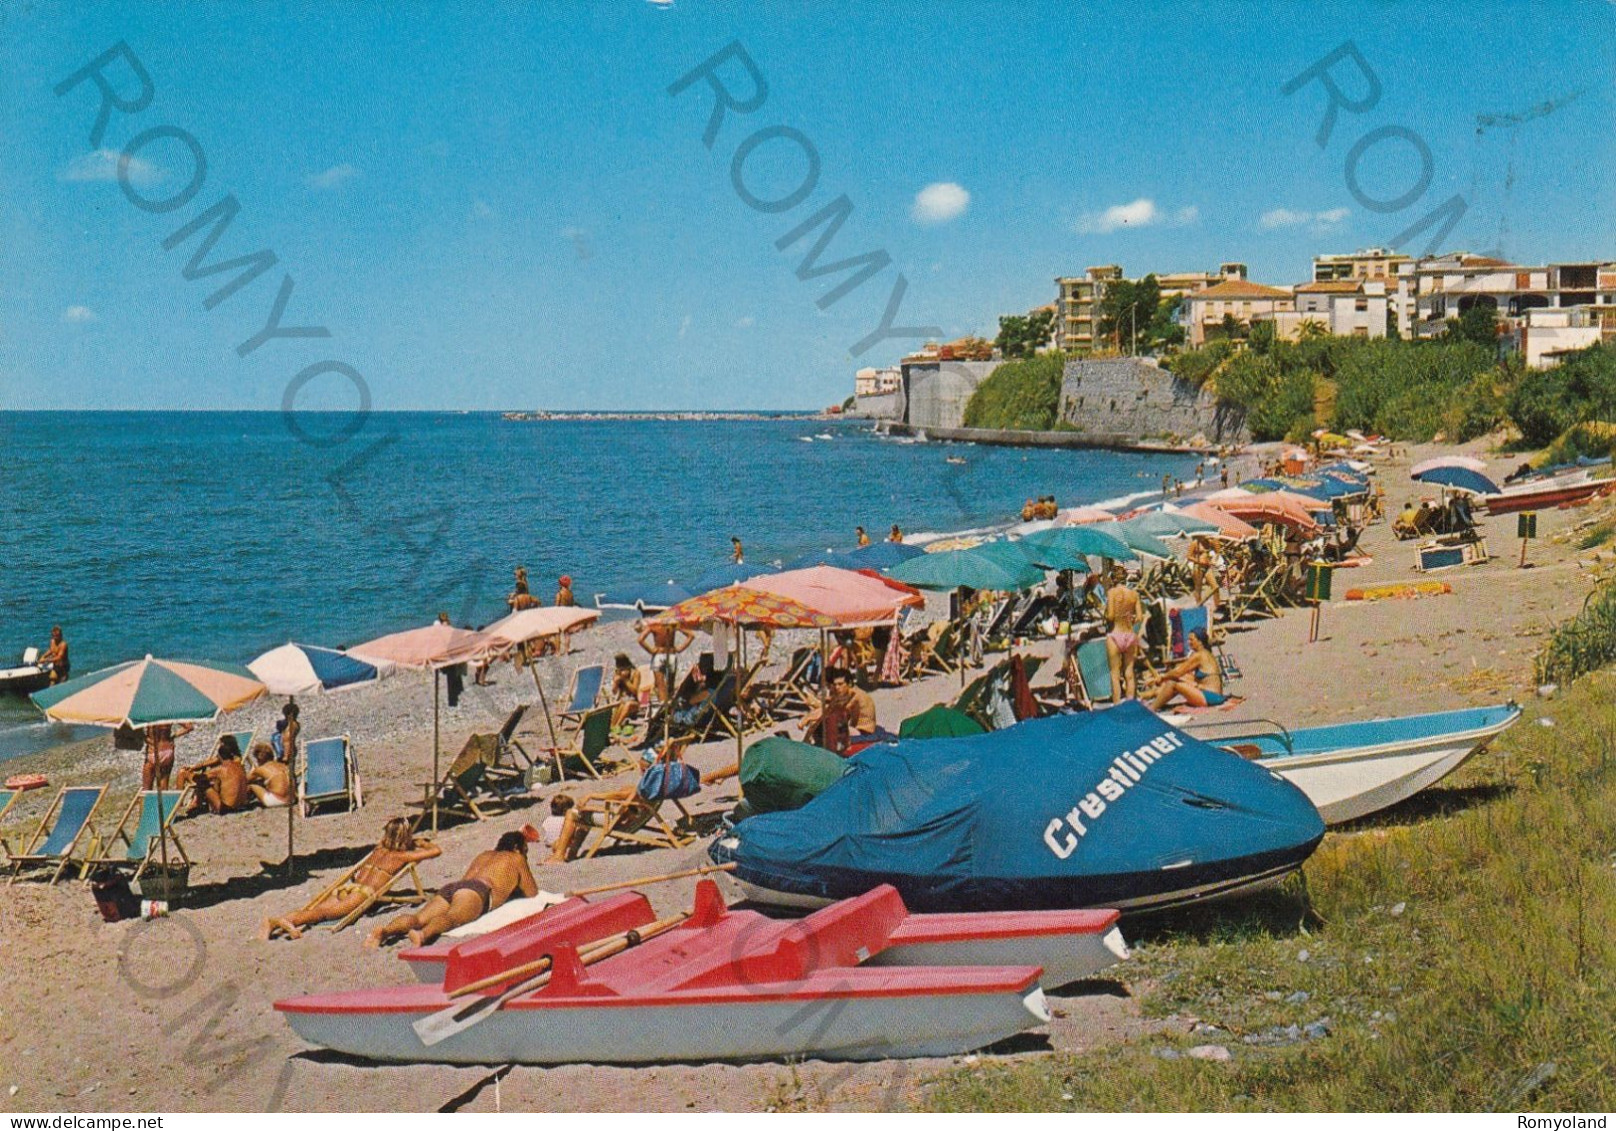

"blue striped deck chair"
[229,731,256,758]
[84,788,192,882]
[1074,638,1116,709]
[300,735,362,816]
[558,664,605,728]
[6,785,108,884]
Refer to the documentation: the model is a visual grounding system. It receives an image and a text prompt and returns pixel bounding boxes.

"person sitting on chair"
[1148,629,1227,710]
[800,666,877,752]
[177,735,249,815]
[261,817,441,940]
[247,743,294,808]
[541,793,593,864]
[609,653,643,734]
[367,831,538,948]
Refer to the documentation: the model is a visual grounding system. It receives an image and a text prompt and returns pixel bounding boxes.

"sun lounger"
[580,736,698,858]
[745,648,820,721]
[6,785,108,884]
[300,735,362,817]
[557,664,605,728]
[82,788,192,883]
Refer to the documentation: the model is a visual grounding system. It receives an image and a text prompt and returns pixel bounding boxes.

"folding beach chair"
[0,789,23,857]
[906,620,962,679]
[412,733,518,824]
[300,735,362,816]
[6,785,108,884]
[229,731,256,758]
[671,667,746,744]
[580,736,698,858]
[1225,562,1288,622]
[540,705,616,782]
[744,647,818,721]
[557,664,605,728]
[303,848,431,933]
[1072,638,1117,709]
[82,787,193,884]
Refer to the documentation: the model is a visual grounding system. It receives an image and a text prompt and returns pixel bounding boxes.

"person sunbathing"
[366,830,538,948]
[247,743,293,808]
[261,818,441,940]
[1148,629,1227,710]
[609,653,643,735]
[177,735,249,815]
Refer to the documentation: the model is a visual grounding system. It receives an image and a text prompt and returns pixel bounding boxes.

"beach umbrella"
[743,565,923,627]
[592,579,694,612]
[33,655,265,728]
[1127,510,1221,538]
[479,606,601,746]
[887,546,1045,592]
[1109,521,1184,559]
[1412,465,1500,495]
[844,540,927,571]
[1057,506,1119,526]
[980,536,1087,573]
[1020,525,1136,563]
[689,561,780,594]
[1176,502,1261,540]
[919,534,988,552]
[1411,454,1488,476]
[247,643,383,697]
[898,704,986,740]
[351,622,494,833]
[1206,493,1322,534]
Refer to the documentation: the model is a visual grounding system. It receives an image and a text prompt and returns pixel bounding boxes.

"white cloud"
[912,182,970,225]
[307,164,359,190]
[1075,197,1199,235]
[62,305,96,323]
[735,315,755,328]
[1260,206,1351,230]
[60,148,163,186]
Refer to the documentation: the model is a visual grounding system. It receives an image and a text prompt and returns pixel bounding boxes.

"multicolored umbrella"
[248,643,383,698]
[32,656,265,728]
[652,585,838,629]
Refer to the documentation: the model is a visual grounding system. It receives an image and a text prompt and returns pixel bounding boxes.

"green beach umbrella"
[977,537,1089,574]
[1125,510,1221,538]
[898,704,987,740]
[1020,525,1136,563]
[1109,522,1180,560]
[888,545,1045,592]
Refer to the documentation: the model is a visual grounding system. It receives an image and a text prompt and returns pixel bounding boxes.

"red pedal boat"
[276,882,1065,1065]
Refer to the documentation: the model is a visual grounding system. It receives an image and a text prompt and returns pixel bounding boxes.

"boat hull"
[1485,478,1610,515]
[278,975,1049,1065]
[0,665,51,696]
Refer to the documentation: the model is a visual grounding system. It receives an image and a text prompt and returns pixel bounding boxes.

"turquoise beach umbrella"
[888,546,1045,592]
[1109,521,1182,559]
[1125,510,1220,538]
[1021,525,1136,563]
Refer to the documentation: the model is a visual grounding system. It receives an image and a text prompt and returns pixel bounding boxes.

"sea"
[0,411,1201,760]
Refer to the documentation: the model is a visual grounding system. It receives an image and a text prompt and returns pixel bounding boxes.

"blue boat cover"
[712,701,1324,911]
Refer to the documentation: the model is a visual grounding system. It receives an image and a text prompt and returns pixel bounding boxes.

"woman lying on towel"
[1147,629,1229,710]
[260,818,441,940]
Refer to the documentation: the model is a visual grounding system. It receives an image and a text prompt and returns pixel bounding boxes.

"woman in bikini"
[1148,629,1227,710]
[261,818,440,940]
[1104,566,1143,701]
[142,723,193,791]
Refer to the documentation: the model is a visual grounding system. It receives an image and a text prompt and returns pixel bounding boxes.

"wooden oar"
[567,860,734,898]
[413,913,689,1047]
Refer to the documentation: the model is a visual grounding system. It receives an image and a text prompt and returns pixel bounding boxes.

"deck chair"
[906,619,962,678]
[229,731,256,758]
[1225,562,1287,622]
[300,735,362,816]
[672,667,745,743]
[541,705,616,781]
[6,785,108,884]
[412,733,517,823]
[557,664,605,727]
[303,848,431,933]
[745,647,819,720]
[580,736,698,858]
[488,704,540,772]
[0,788,25,857]
[1072,638,1116,709]
[82,787,192,883]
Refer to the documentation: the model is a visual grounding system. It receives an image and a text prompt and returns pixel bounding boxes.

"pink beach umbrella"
[1176,502,1261,540]
[1057,506,1119,526]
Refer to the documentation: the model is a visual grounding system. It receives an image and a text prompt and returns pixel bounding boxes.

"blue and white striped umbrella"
[247,642,384,697]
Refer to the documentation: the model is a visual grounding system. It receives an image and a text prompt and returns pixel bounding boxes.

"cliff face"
[901,360,1001,430]
[1059,357,1248,445]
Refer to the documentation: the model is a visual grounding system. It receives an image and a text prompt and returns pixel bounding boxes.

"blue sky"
[2,1,1612,410]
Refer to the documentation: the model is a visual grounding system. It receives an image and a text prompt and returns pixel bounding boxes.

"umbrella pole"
[151,726,170,880]
[530,655,559,748]
[432,669,441,835]
[286,697,297,873]
[735,623,746,765]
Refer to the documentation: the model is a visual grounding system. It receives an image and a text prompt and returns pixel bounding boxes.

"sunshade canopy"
[652,585,839,629]
[1175,502,1261,540]
[1057,506,1120,526]
[1020,525,1136,563]
[1126,509,1221,538]
[248,643,382,697]
[887,545,1045,592]
[592,579,694,612]
[349,622,492,670]
[1411,454,1487,476]
[979,536,1088,573]
[743,565,923,626]
[844,540,927,570]
[33,656,265,728]
[482,606,601,649]
[1411,465,1501,495]
[1107,522,1177,560]
[1206,493,1322,534]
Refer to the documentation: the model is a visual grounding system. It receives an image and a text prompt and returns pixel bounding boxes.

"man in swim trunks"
[1104,566,1143,701]
[638,619,694,702]
[247,744,294,808]
[40,626,69,685]
[731,536,744,564]
[262,818,442,939]
[554,574,577,607]
[889,524,903,543]
[367,830,538,948]
[177,735,249,815]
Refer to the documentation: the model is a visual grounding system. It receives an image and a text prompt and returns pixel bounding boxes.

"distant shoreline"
[500,410,830,422]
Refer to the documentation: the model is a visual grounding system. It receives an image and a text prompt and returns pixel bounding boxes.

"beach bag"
[638,760,701,801]
[90,867,141,923]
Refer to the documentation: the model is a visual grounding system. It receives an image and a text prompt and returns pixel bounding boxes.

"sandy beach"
[2,438,1610,1113]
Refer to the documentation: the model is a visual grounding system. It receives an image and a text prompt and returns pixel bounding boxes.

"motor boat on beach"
[1485,461,1613,515]
[275,881,1072,1065]
[1182,703,1521,825]
[0,649,52,696]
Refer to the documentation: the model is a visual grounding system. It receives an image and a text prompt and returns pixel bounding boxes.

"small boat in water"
[711,702,1325,914]
[276,882,1053,1065]
[1186,703,1521,825]
[0,649,51,696]
[400,889,1129,990]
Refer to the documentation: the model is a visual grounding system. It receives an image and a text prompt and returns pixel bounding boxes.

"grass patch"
[922,679,1616,1112]
[1537,575,1616,686]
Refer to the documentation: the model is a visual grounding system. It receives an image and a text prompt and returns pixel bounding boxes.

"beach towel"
[443,892,568,939]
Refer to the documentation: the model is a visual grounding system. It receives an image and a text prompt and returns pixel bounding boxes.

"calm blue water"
[0,412,1197,758]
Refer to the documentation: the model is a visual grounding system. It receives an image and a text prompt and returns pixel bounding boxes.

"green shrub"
[961,352,1068,430]
[1539,420,1616,468]
[1537,575,1616,686]
[1506,345,1616,447]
